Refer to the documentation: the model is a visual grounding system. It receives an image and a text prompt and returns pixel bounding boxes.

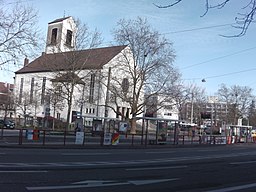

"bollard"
[43,130,46,145]
[18,129,23,145]
[63,130,66,146]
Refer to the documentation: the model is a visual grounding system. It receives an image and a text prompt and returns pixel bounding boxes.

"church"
[14,16,134,130]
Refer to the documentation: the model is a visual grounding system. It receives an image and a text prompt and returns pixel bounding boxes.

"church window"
[30,77,34,103]
[66,30,72,46]
[89,74,95,103]
[122,78,129,93]
[19,78,24,104]
[51,28,58,44]
[41,77,46,105]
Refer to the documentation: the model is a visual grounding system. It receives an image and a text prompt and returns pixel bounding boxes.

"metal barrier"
[0,127,253,147]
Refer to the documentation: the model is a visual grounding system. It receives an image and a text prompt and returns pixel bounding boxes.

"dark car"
[0,119,15,129]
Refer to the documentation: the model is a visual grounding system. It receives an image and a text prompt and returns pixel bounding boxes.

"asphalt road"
[1,145,256,192]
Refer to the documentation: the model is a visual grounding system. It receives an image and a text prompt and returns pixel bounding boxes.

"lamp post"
[190,92,194,124]
[209,96,218,141]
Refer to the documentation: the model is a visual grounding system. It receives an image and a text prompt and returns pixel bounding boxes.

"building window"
[51,28,58,44]
[122,78,129,93]
[30,77,34,104]
[89,74,95,103]
[41,77,46,105]
[56,85,62,100]
[66,30,72,46]
[19,78,24,104]
[116,106,120,118]
[57,113,60,120]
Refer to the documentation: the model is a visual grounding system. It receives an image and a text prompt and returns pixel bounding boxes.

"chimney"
[24,58,29,66]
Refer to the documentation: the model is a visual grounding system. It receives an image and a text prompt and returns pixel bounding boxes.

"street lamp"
[208,96,218,140]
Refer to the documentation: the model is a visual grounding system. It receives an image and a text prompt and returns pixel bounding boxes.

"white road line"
[145,151,176,154]
[206,183,256,192]
[26,178,179,190]
[126,165,188,171]
[230,160,256,165]
[196,149,219,152]
[0,170,48,173]
[61,153,111,156]
[26,182,130,190]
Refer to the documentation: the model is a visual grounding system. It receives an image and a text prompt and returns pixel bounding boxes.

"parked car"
[0,119,15,129]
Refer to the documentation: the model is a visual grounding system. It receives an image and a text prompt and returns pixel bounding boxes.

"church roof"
[15,45,128,74]
[48,16,72,24]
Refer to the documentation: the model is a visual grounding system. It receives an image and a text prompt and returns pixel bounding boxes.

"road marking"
[1,151,256,169]
[126,165,188,171]
[145,151,176,154]
[230,160,256,165]
[61,153,111,156]
[129,178,179,185]
[72,180,117,185]
[196,149,219,152]
[26,178,178,191]
[206,182,256,192]
[0,170,48,173]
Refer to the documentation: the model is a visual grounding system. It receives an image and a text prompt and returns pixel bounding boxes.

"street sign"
[119,121,128,132]
[103,133,112,145]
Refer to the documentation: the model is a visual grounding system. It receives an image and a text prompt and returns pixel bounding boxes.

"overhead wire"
[2,1,255,82]
[162,23,235,35]
[181,46,256,70]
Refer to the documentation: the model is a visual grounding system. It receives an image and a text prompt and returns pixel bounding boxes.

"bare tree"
[186,84,207,124]
[154,0,256,36]
[0,84,15,120]
[14,90,39,127]
[218,84,254,125]
[46,84,65,130]
[174,83,207,124]
[112,17,179,134]
[248,100,256,126]
[0,2,40,68]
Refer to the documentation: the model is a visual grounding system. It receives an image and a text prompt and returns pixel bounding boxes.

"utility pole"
[190,92,194,124]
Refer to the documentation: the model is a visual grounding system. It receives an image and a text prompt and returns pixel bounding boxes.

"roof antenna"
[63,10,65,18]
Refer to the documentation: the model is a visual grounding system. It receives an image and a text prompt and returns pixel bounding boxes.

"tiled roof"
[15,45,127,74]
[0,82,14,94]
[48,16,72,24]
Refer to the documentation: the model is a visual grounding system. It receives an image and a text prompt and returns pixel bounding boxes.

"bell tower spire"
[45,16,76,54]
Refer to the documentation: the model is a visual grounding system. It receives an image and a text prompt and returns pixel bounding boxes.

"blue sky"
[2,0,256,95]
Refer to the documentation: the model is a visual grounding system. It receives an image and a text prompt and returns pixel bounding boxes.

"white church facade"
[14,16,134,130]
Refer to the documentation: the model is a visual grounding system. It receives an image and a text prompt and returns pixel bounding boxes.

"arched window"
[89,73,95,103]
[122,78,129,93]
[51,28,58,44]
[66,30,72,46]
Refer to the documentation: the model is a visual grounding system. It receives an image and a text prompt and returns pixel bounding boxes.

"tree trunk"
[130,117,137,134]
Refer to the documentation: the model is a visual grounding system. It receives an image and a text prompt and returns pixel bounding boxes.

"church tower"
[45,16,76,54]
